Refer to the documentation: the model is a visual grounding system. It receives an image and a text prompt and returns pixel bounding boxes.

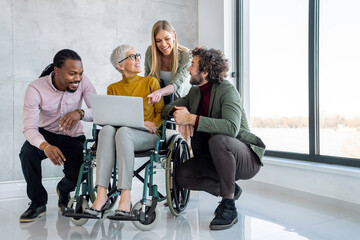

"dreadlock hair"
[39,49,82,77]
[191,47,229,83]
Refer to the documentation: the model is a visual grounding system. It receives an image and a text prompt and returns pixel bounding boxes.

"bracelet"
[75,109,83,120]
[43,144,51,152]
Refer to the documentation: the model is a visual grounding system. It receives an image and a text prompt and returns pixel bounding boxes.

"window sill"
[250,156,360,205]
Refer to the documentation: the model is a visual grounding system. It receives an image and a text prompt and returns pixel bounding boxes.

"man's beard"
[66,87,77,93]
[190,72,203,86]
[66,81,80,93]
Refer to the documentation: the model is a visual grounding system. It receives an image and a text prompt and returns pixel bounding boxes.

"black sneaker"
[56,186,70,212]
[214,183,242,215]
[210,199,238,230]
[20,203,46,223]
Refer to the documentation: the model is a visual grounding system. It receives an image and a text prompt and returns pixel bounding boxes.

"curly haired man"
[162,47,265,230]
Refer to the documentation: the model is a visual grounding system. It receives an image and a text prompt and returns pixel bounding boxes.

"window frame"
[235,0,360,168]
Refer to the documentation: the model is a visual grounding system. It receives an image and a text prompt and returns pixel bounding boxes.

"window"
[238,0,360,167]
[249,0,309,153]
[319,0,360,159]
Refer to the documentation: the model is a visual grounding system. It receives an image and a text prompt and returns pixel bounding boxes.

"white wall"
[0,0,198,182]
[198,0,236,85]
[198,0,225,50]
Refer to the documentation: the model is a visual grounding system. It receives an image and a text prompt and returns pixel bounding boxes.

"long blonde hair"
[149,20,188,79]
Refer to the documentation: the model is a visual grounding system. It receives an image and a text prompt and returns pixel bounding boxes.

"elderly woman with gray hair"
[84,45,164,218]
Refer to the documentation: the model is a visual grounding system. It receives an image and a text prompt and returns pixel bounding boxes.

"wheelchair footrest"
[62,211,100,219]
[107,215,138,221]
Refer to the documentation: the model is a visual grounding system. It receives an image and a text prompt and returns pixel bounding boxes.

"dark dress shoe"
[214,183,242,215]
[210,199,238,230]
[20,204,46,223]
[56,186,70,212]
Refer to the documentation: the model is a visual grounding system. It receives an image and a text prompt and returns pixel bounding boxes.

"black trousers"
[19,128,85,207]
[176,133,261,197]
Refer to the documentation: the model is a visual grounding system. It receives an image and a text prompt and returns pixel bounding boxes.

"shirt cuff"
[32,136,46,149]
[194,115,200,129]
[82,108,93,121]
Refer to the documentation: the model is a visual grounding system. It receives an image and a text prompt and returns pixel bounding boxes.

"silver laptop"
[90,94,147,131]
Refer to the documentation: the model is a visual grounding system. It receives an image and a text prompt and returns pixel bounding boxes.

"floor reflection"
[159,216,192,240]
[3,182,360,240]
[57,212,125,240]
[19,215,48,240]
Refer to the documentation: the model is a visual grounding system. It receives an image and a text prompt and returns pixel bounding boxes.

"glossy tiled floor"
[1,180,359,240]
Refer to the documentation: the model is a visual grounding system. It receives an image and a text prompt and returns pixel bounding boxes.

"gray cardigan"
[161,80,266,162]
[144,45,192,98]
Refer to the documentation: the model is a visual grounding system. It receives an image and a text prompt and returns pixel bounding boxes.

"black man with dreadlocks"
[19,49,96,223]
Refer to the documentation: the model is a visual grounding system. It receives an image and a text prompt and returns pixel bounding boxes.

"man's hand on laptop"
[59,110,82,132]
[144,121,157,134]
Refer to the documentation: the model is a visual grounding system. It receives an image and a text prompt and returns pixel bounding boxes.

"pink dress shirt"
[23,72,97,148]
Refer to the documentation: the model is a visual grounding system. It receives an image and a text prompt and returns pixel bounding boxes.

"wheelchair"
[63,119,191,231]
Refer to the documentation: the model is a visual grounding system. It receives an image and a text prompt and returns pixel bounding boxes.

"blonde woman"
[145,20,192,104]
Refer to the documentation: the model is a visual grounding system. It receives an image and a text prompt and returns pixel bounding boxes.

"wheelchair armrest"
[83,124,99,152]
[160,120,177,141]
[92,124,99,139]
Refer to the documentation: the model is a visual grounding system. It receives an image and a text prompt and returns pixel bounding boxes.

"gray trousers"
[176,134,261,197]
[95,126,160,190]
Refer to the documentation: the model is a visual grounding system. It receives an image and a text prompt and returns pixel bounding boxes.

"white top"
[159,70,172,86]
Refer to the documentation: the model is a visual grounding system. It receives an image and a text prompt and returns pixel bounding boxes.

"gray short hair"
[110,45,133,70]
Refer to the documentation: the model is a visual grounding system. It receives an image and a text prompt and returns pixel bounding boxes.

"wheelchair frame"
[63,119,191,230]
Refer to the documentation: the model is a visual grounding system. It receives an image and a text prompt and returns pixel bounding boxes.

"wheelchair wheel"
[165,135,191,216]
[131,200,161,231]
[67,197,89,226]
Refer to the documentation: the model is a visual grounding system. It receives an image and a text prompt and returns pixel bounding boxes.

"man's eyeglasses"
[118,53,141,64]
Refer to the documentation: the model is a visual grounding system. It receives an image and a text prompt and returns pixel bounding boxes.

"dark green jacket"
[144,45,192,98]
[161,80,266,162]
